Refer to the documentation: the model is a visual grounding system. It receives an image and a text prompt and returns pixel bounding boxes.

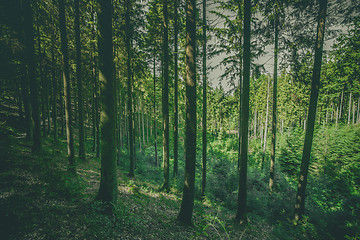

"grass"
[2,100,355,239]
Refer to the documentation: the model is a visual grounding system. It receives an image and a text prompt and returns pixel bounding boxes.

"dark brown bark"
[59,0,75,171]
[75,0,85,161]
[173,0,179,177]
[24,0,41,153]
[36,23,46,138]
[96,0,117,204]
[51,33,57,140]
[201,0,207,200]
[177,0,197,225]
[162,0,170,192]
[235,0,250,224]
[126,0,135,177]
[153,55,158,167]
[294,0,328,221]
[269,14,278,192]
[262,76,270,169]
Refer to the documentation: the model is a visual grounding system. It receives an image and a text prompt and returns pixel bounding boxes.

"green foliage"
[277,128,304,181]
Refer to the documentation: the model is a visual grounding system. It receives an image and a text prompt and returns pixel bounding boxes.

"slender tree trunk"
[201,0,207,200]
[141,100,145,147]
[94,54,100,158]
[173,0,179,177]
[36,23,46,138]
[237,0,243,170]
[339,88,344,120]
[46,72,50,135]
[24,0,41,153]
[20,61,33,141]
[59,0,75,171]
[92,61,96,152]
[126,0,134,177]
[178,0,197,224]
[75,0,85,161]
[18,9,33,140]
[96,0,117,205]
[357,96,360,124]
[146,114,149,144]
[348,91,352,125]
[162,0,170,191]
[254,108,257,137]
[153,55,158,167]
[235,0,250,224]
[138,101,142,152]
[352,101,355,124]
[294,0,328,221]
[269,15,278,192]
[262,77,270,168]
[60,86,65,136]
[51,34,57,140]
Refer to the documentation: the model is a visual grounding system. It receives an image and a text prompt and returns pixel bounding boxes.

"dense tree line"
[0,0,359,235]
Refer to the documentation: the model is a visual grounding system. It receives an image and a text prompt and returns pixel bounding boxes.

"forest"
[0,0,359,239]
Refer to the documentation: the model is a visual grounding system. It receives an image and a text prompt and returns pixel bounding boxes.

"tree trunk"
[96,0,117,205]
[173,0,179,177]
[153,55,158,167]
[294,0,328,221]
[348,91,352,125]
[254,108,257,137]
[237,0,243,171]
[59,0,75,171]
[262,76,270,168]
[357,96,360,124]
[126,0,134,177]
[51,34,57,140]
[339,88,344,120]
[352,101,355,125]
[18,12,33,141]
[141,100,145,147]
[235,0,250,224]
[60,86,65,136]
[201,0,207,200]
[178,0,197,224]
[138,101,142,152]
[75,0,85,161]
[162,0,170,192]
[269,14,278,192]
[20,62,33,141]
[24,0,41,153]
[36,23,47,139]
[92,59,96,152]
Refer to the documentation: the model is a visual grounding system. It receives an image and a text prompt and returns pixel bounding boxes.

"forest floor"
[0,102,308,239]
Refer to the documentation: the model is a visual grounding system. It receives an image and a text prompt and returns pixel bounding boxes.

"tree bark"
[294,0,328,221]
[51,33,57,140]
[59,0,75,171]
[24,0,41,153]
[36,23,46,138]
[348,91,352,125]
[153,55,158,167]
[201,0,207,200]
[178,0,197,225]
[357,96,360,124]
[162,0,170,191]
[96,0,117,205]
[126,0,135,177]
[262,76,270,169]
[269,14,278,192]
[173,0,179,177]
[235,0,250,224]
[75,0,85,161]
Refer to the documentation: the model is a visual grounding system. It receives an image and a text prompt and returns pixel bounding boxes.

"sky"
[206,2,348,93]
